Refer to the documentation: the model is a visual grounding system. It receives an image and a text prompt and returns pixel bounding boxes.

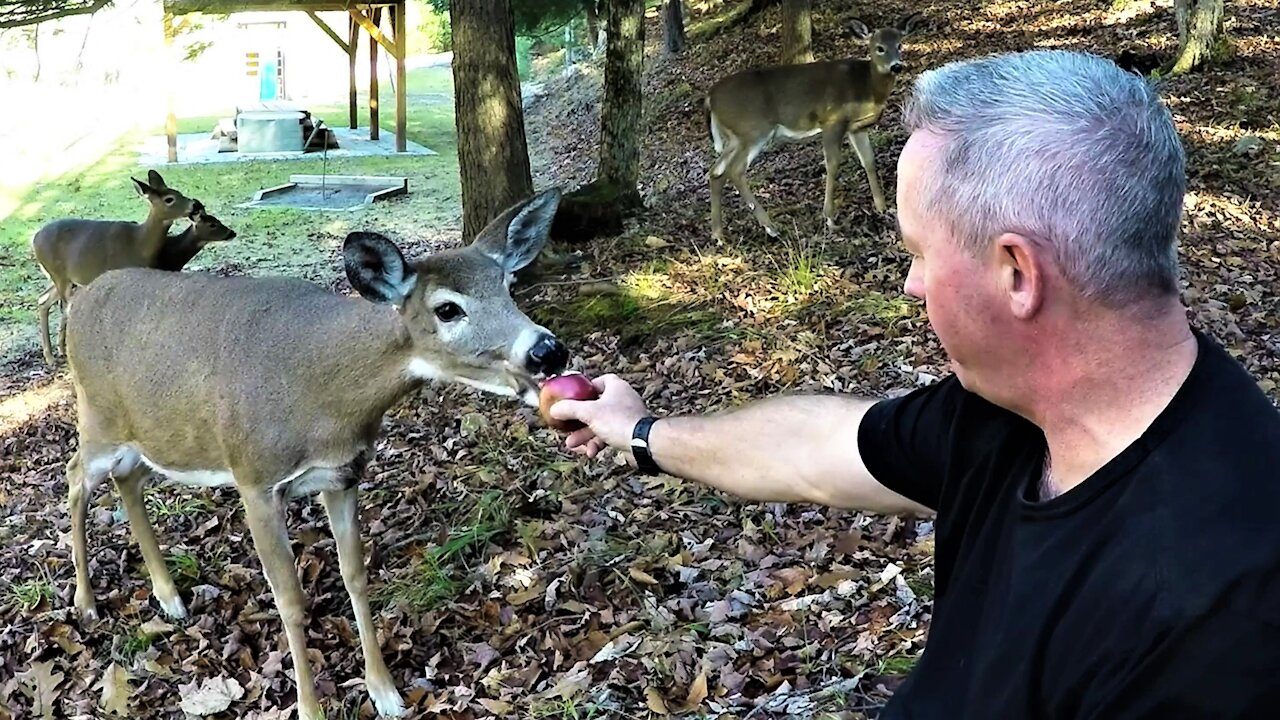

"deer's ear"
[132,177,154,196]
[849,19,871,39]
[473,187,562,273]
[147,170,169,190]
[897,12,925,35]
[343,231,418,307]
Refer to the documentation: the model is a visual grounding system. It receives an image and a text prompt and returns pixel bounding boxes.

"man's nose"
[527,335,569,376]
[904,260,925,300]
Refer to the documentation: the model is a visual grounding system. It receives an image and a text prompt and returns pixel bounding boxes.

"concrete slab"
[135,125,436,166]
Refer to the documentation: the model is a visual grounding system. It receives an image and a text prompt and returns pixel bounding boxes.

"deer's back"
[709,60,879,134]
[66,268,407,476]
[32,218,154,286]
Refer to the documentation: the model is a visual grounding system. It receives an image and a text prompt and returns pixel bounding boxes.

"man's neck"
[1027,308,1198,499]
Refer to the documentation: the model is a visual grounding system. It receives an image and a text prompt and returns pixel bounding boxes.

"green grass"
[0,66,460,364]
[376,489,514,611]
[8,577,54,611]
[165,551,201,588]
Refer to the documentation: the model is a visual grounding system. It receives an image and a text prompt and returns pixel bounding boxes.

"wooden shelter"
[161,0,407,162]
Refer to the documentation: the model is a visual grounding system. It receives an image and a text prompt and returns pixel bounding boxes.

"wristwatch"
[630,416,663,476]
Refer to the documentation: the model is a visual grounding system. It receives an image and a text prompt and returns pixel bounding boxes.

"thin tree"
[663,0,685,56]
[595,0,645,206]
[448,0,535,239]
[781,0,813,64]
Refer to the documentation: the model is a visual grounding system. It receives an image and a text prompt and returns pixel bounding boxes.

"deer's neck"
[307,302,426,431]
[140,208,178,259]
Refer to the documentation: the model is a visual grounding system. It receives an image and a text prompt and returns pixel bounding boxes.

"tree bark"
[663,0,685,56]
[781,0,813,64]
[584,0,601,53]
[596,0,644,200]
[1171,0,1224,75]
[449,0,534,240]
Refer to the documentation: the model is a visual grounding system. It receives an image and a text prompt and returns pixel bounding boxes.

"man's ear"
[343,231,418,308]
[996,232,1044,320]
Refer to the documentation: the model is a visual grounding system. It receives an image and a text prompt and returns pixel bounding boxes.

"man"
[548,50,1280,718]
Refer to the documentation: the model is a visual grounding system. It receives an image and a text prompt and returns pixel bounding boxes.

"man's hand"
[548,374,650,462]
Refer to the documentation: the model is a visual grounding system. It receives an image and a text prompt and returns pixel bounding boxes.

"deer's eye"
[434,302,465,322]
[164,196,176,205]
[876,45,886,54]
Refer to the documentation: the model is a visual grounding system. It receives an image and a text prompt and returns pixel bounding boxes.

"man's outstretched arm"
[549,374,933,516]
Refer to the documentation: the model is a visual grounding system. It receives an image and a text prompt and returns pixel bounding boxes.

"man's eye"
[434,302,465,322]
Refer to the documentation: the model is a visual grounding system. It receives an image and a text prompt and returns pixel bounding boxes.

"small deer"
[31,169,197,365]
[152,203,238,272]
[62,188,569,720]
[706,12,924,241]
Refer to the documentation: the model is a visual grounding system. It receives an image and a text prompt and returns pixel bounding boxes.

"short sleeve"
[857,375,969,511]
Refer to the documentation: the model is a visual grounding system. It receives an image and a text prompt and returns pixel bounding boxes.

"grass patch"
[165,551,201,587]
[839,290,919,326]
[878,653,918,676]
[145,490,211,519]
[377,490,513,611]
[114,627,156,663]
[0,66,461,364]
[8,577,54,612]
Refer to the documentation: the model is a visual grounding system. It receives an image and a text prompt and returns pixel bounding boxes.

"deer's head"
[851,12,925,76]
[191,206,237,244]
[131,170,197,222]
[343,188,568,406]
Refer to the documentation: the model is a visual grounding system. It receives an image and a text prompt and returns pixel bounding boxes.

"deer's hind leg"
[68,443,147,622]
[36,284,58,365]
[725,137,779,238]
[113,467,187,619]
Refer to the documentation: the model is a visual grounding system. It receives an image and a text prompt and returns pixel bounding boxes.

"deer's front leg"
[849,130,887,214]
[240,486,323,720]
[321,487,404,718]
[822,124,848,228]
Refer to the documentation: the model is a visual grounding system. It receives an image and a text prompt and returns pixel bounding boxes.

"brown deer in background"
[62,189,570,720]
[151,203,237,272]
[30,170,198,365]
[705,12,925,241]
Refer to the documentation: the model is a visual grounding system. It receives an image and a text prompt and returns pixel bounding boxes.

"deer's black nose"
[528,336,568,376]
[890,62,905,74]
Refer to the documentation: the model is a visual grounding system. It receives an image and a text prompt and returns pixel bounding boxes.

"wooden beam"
[368,6,380,142]
[348,7,399,59]
[393,0,406,152]
[164,10,177,162]
[348,15,358,129]
[306,11,348,54]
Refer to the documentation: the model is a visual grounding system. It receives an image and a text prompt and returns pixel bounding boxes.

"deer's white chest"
[141,454,236,487]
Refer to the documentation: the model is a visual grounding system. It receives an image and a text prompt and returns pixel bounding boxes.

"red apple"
[538,372,599,431]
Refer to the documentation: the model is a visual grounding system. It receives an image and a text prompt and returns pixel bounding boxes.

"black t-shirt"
[858,328,1280,719]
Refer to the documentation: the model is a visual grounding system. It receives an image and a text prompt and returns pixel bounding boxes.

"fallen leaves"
[178,676,245,716]
[96,663,133,717]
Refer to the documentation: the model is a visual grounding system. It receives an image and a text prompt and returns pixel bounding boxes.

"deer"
[61,188,569,720]
[31,169,198,365]
[151,202,238,272]
[705,12,924,241]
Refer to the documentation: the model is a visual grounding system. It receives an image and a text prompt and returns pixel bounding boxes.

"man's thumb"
[548,398,590,422]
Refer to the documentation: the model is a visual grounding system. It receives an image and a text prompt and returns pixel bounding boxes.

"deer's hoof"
[75,597,99,624]
[765,226,781,238]
[157,592,188,620]
[369,682,406,717]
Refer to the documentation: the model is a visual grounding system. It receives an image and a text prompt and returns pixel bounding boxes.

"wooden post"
[394,1,406,152]
[164,10,177,162]
[348,15,358,129]
[368,7,381,141]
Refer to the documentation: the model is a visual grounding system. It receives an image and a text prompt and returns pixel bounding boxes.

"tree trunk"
[449,0,534,240]
[663,0,685,56]
[596,0,644,199]
[584,0,601,54]
[781,0,813,64]
[1171,0,1224,75]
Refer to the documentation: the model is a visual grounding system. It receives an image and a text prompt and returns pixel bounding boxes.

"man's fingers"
[565,427,596,449]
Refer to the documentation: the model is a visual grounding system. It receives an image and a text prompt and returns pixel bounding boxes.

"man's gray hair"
[901,49,1186,308]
